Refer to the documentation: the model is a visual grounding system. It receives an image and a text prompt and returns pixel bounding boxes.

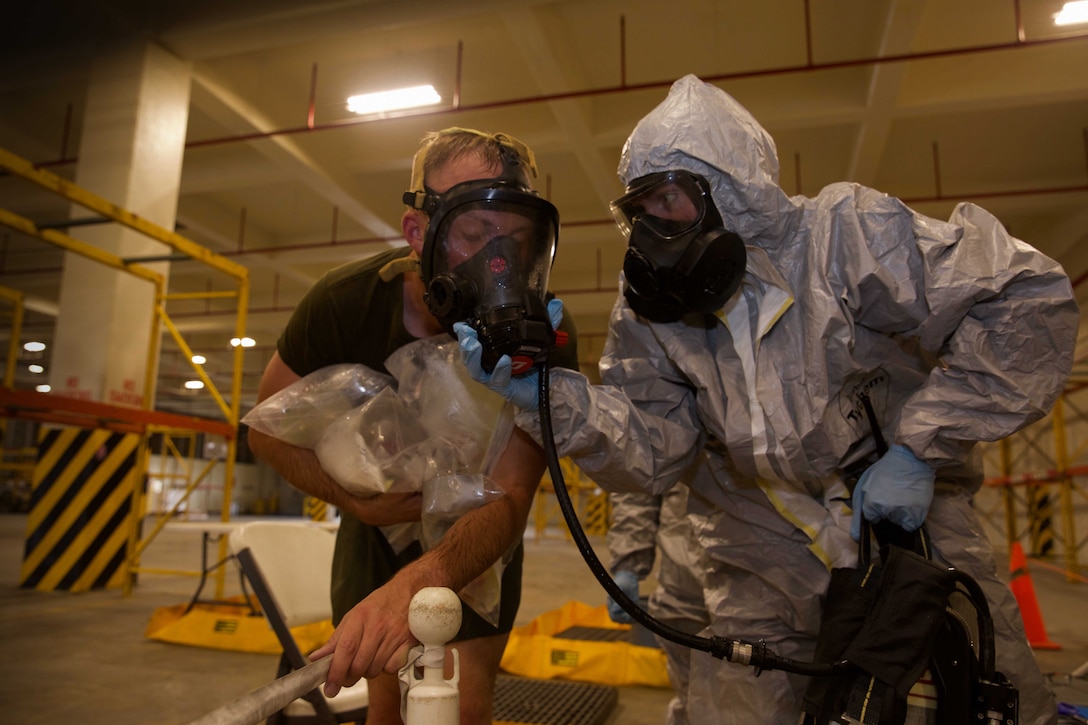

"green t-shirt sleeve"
[276,248,412,377]
[277,274,347,376]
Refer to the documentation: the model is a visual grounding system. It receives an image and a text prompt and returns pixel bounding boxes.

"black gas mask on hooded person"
[406,174,561,376]
[610,170,746,323]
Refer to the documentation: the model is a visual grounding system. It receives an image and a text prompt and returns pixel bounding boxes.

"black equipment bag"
[800,521,1019,724]
[802,390,1019,723]
[801,523,950,724]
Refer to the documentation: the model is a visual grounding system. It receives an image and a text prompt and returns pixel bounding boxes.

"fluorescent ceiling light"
[347,84,441,115]
[230,336,256,348]
[28,364,44,374]
[191,354,207,365]
[36,384,50,393]
[184,380,205,390]
[1055,1,1088,25]
[23,341,45,352]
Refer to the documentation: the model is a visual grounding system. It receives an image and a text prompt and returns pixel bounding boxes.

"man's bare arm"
[315,424,546,690]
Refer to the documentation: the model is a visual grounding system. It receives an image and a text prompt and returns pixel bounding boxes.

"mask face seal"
[420,179,560,374]
[611,170,746,322]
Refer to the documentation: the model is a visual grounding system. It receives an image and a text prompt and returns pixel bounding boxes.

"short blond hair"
[406,127,537,197]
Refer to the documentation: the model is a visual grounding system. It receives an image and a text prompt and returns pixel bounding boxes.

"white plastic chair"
[229,521,369,725]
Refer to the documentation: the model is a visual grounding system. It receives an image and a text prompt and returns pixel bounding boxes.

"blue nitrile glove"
[850,444,936,541]
[453,298,564,413]
[606,569,640,624]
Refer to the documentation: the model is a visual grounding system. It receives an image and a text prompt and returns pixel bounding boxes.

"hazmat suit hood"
[618,74,799,245]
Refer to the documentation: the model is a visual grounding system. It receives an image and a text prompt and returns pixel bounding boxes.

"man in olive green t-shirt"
[249,128,577,725]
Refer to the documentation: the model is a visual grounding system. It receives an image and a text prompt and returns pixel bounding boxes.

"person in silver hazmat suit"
[606,478,710,725]
[459,74,1077,725]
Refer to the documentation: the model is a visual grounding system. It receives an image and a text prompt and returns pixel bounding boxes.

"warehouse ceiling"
[1,0,1087,422]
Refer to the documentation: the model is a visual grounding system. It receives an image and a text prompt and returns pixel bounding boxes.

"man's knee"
[449,633,509,725]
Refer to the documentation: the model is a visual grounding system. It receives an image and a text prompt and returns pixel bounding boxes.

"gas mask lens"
[421,181,560,374]
[432,197,554,293]
[610,170,745,322]
[610,171,709,239]
[428,192,556,318]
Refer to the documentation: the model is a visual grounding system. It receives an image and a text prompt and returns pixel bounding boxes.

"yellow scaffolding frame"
[535,457,612,540]
[0,146,250,596]
[146,429,199,517]
[979,391,1087,581]
[0,286,25,449]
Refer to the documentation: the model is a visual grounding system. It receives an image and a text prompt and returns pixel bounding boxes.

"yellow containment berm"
[146,596,332,655]
[147,597,670,690]
[499,600,671,688]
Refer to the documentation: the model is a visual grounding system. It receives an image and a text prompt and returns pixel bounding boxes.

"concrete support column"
[49,41,191,408]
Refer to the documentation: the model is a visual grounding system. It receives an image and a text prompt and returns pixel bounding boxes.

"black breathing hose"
[534,360,849,677]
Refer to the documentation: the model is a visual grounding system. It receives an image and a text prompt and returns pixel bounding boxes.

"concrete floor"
[0,512,1085,725]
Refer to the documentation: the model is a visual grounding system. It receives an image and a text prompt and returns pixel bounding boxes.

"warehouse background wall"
[0,0,1086,573]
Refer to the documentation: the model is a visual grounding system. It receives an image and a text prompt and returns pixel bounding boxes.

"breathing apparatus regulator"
[407,141,566,375]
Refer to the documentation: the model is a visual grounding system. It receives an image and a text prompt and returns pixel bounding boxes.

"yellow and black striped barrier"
[1028,486,1055,557]
[19,426,140,592]
[304,495,328,522]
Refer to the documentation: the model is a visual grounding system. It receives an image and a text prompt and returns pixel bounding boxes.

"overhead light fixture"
[1055,0,1088,25]
[36,384,51,393]
[230,337,256,348]
[191,354,207,365]
[23,341,45,352]
[28,364,44,374]
[184,380,205,390]
[346,84,441,115]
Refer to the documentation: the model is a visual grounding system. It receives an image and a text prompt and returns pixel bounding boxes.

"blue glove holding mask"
[850,444,935,541]
[454,298,564,412]
[606,569,640,624]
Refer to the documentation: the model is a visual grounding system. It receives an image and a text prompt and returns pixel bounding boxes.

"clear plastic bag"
[386,337,510,473]
[313,387,432,495]
[313,412,387,495]
[241,363,394,448]
[421,473,507,627]
[245,340,516,625]
[384,437,462,493]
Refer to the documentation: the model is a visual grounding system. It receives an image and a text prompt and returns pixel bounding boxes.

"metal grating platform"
[552,625,629,642]
[493,675,619,725]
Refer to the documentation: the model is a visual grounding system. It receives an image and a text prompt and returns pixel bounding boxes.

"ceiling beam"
[848,0,924,186]
[190,69,400,239]
[502,6,623,207]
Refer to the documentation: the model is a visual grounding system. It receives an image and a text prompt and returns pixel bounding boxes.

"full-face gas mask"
[610,170,746,322]
[412,178,561,375]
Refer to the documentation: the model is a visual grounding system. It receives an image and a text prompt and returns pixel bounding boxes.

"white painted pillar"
[49,41,191,407]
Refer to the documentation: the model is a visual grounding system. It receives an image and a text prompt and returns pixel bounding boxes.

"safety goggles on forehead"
[610,170,714,239]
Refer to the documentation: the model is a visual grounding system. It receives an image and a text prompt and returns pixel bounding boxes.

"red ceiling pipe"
[180,34,1088,151]
[30,4,1085,166]
[453,41,463,110]
[619,15,626,88]
[307,62,318,129]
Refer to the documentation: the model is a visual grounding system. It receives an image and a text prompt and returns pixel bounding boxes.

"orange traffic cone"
[1008,541,1062,650]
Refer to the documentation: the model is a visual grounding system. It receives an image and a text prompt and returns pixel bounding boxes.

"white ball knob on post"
[405,587,462,725]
